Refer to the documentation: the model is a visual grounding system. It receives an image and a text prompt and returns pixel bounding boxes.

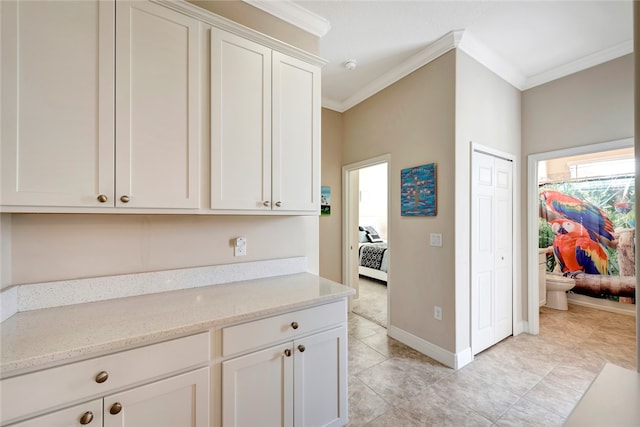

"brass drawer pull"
[95,371,109,384]
[284,349,292,357]
[298,344,306,353]
[120,195,130,203]
[97,194,108,203]
[290,321,299,330]
[110,402,122,415]
[79,411,94,425]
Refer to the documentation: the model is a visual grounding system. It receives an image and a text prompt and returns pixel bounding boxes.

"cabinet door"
[7,399,103,427]
[272,52,321,213]
[222,342,293,427]
[294,326,348,427]
[103,367,209,427]
[115,1,201,209]
[210,28,272,212]
[1,0,115,207]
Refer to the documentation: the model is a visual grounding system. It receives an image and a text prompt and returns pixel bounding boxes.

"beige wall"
[7,214,318,286]
[188,0,318,55]
[319,108,344,283]
[1,1,322,289]
[343,51,457,351]
[455,51,522,353]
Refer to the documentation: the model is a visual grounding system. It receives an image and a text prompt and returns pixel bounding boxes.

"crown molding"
[522,39,633,90]
[154,0,327,67]
[324,30,463,113]
[457,31,527,90]
[242,0,331,38]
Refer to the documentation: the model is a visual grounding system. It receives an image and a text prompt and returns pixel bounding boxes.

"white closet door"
[1,0,114,207]
[472,150,513,355]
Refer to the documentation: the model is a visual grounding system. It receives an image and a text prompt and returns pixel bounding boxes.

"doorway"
[342,155,390,328]
[527,138,636,334]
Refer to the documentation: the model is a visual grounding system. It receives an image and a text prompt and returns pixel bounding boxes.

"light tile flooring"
[352,277,388,327]
[348,302,637,426]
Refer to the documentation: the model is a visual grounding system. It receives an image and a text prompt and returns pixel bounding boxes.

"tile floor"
[347,304,637,426]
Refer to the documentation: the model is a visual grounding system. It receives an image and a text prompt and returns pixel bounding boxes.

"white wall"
[358,163,388,240]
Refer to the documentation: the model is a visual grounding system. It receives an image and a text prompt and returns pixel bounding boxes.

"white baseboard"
[387,325,473,370]
[567,294,636,317]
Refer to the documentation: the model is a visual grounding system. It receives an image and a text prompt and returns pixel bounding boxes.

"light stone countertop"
[0,273,354,378]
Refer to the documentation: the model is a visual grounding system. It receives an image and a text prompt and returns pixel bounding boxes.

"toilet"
[545,274,576,310]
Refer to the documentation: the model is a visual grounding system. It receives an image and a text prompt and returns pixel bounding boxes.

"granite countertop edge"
[1,273,354,378]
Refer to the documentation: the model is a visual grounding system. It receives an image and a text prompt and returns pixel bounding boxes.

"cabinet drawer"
[0,332,209,425]
[222,300,346,357]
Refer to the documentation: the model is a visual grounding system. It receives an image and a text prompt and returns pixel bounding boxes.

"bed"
[358,226,388,282]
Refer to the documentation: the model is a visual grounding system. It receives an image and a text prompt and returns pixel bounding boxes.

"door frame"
[342,154,391,322]
[526,137,634,335]
[471,143,517,354]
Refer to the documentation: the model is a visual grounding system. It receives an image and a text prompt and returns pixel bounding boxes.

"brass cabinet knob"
[297,344,306,353]
[120,195,130,203]
[97,194,108,203]
[290,321,299,330]
[263,201,270,207]
[95,371,109,384]
[275,201,282,207]
[284,349,292,357]
[110,402,122,415]
[79,411,94,425]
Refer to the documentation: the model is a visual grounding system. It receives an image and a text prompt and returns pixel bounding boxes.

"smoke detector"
[344,59,358,71]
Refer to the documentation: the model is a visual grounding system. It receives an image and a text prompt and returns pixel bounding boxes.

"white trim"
[151,0,327,67]
[567,294,636,317]
[321,29,632,112]
[329,31,463,113]
[523,40,634,90]
[388,325,472,370]
[457,31,526,90]
[242,0,331,38]
[526,137,635,335]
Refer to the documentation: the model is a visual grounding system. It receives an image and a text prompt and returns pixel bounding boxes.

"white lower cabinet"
[221,301,348,427]
[9,368,208,427]
[1,333,210,427]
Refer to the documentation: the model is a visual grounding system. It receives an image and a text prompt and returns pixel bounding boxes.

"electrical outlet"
[434,306,442,321]
[234,237,246,256]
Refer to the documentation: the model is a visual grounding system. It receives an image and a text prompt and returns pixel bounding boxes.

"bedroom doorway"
[342,155,390,328]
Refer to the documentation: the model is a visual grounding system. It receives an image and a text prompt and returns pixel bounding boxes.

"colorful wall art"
[321,186,331,215]
[401,163,437,216]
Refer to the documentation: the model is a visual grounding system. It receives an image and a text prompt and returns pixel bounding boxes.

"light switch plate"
[430,233,442,247]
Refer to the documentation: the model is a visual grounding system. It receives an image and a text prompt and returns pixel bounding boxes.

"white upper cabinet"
[1,0,201,211]
[210,28,321,214]
[1,0,115,208]
[115,1,201,209]
[210,28,272,212]
[272,52,321,213]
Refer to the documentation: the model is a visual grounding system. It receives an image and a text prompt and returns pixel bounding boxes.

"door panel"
[472,150,513,355]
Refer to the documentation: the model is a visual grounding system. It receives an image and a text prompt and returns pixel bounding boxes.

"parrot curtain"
[539,175,635,304]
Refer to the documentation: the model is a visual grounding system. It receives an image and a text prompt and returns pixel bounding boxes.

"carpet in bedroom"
[353,277,388,327]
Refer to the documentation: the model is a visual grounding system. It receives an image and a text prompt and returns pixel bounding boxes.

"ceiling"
[245,0,633,112]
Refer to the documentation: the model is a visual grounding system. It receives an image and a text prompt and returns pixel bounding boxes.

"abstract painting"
[401,163,437,216]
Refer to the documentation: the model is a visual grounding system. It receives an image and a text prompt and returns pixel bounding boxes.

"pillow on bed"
[363,226,384,243]
[358,230,369,243]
